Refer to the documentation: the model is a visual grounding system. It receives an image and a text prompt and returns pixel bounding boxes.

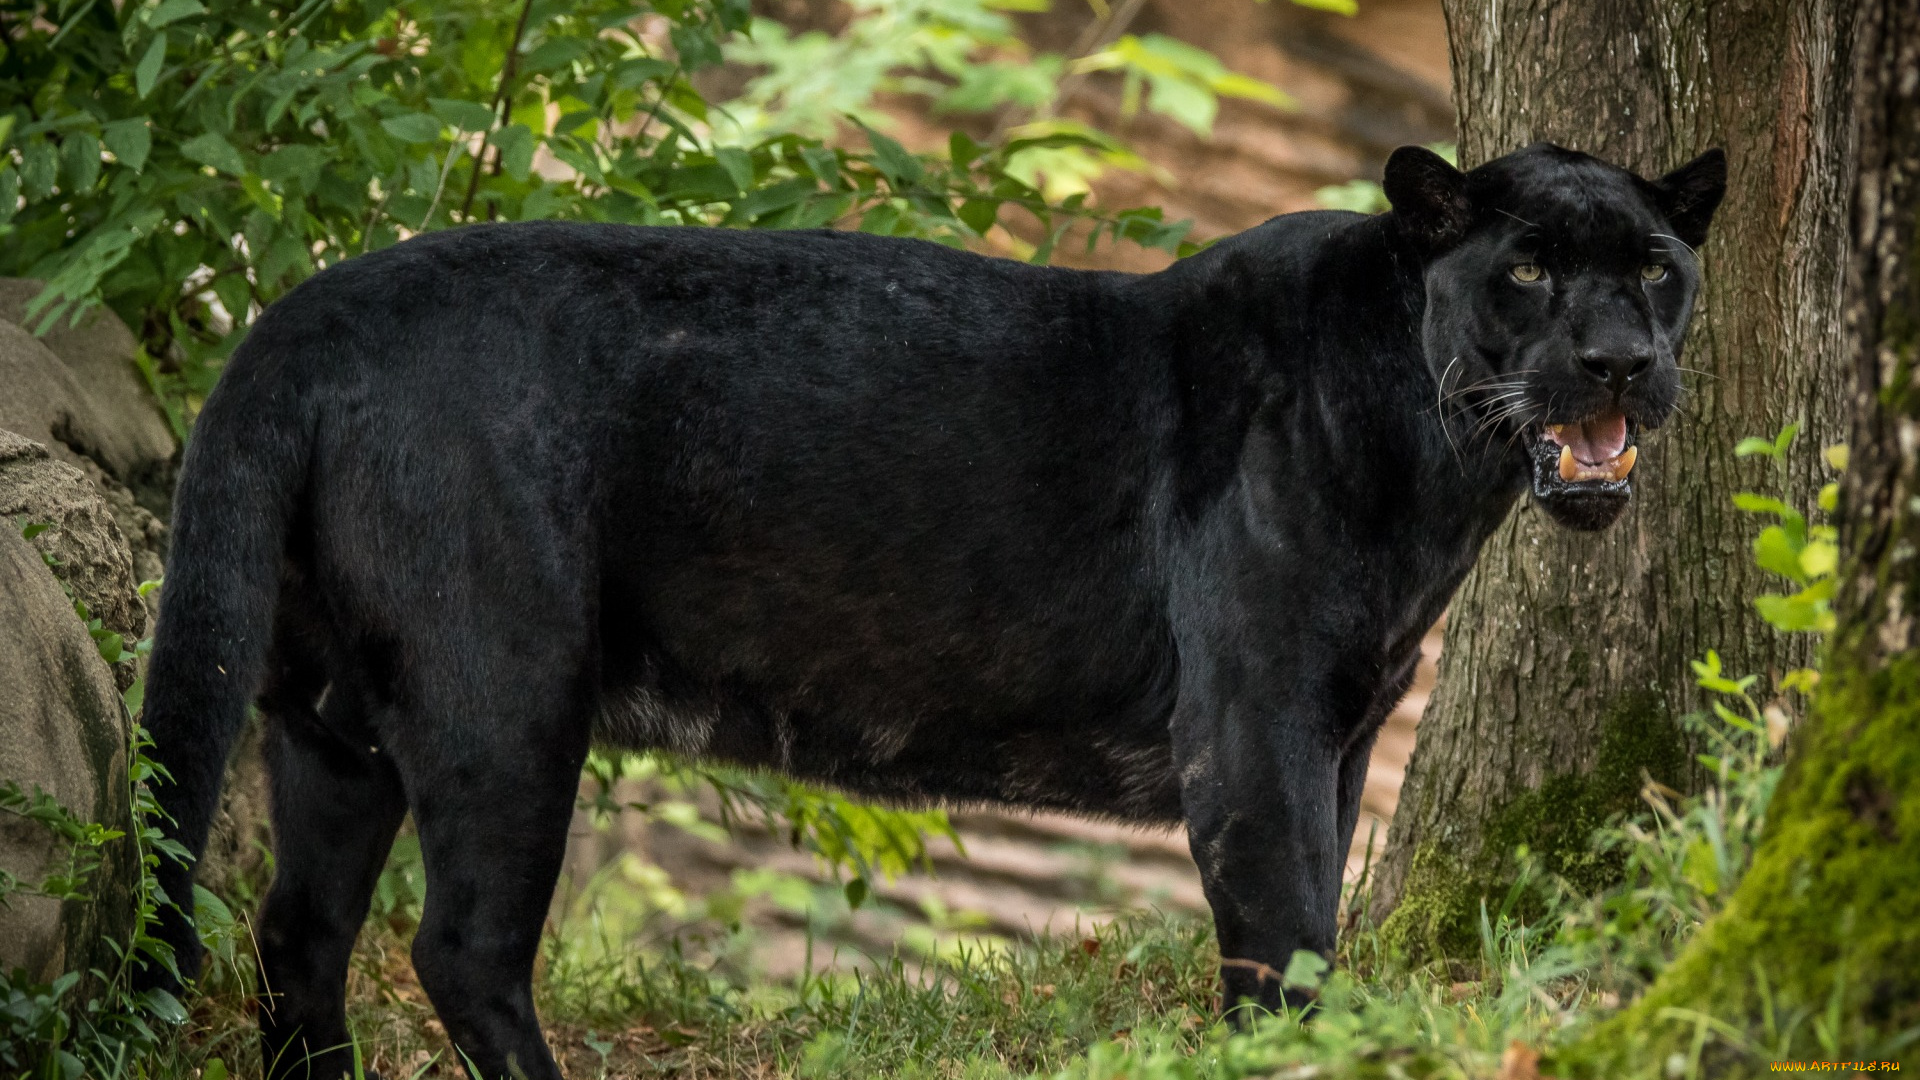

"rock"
[0,291,272,972]
[0,499,136,987]
[0,431,147,648]
[0,286,174,613]
[0,281,176,507]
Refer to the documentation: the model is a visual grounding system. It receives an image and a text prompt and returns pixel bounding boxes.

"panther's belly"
[590,662,1185,823]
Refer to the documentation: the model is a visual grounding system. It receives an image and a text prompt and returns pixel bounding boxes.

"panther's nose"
[1577,346,1653,396]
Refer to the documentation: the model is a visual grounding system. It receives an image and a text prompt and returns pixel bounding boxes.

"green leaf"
[94,630,125,664]
[60,130,100,192]
[134,987,189,1023]
[1211,71,1293,108]
[380,112,445,144]
[102,117,152,172]
[1282,949,1330,990]
[1754,593,1828,633]
[1799,538,1838,579]
[241,175,284,217]
[863,125,922,188]
[136,33,169,99]
[523,38,590,75]
[1753,525,1807,583]
[1818,481,1839,514]
[949,131,984,168]
[257,144,330,184]
[715,146,754,195]
[1825,443,1850,471]
[181,132,246,175]
[429,97,499,132]
[1731,492,1792,516]
[147,0,207,29]
[843,876,868,909]
[670,24,724,70]
[1733,436,1781,459]
[958,197,1000,235]
[800,145,841,186]
[21,522,49,540]
[22,141,57,197]
[490,123,535,182]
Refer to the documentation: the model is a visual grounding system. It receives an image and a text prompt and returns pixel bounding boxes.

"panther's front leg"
[1172,675,1348,1018]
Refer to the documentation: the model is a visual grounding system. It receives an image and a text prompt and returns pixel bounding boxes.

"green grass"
[1,637,1821,1079]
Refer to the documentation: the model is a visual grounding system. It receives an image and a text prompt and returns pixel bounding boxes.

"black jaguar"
[138,141,1724,1079]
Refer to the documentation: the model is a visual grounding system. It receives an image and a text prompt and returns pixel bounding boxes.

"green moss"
[1573,648,1920,1074]
[1378,690,1687,965]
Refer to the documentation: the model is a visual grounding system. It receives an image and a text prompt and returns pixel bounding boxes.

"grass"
[129,669,1800,1080]
[1,642,1820,1079]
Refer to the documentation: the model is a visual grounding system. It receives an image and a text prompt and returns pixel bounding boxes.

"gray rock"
[0,431,147,648]
[0,286,175,614]
[0,504,136,986]
[0,281,176,504]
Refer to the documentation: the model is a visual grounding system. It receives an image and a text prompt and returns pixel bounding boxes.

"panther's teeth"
[1556,443,1637,483]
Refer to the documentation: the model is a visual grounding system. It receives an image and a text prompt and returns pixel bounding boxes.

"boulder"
[0,283,175,592]
[0,281,176,505]
[0,295,271,975]
[0,467,136,986]
[0,431,147,651]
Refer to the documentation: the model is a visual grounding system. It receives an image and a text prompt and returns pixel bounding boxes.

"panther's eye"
[1510,263,1545,284]
[1640,264,1669,282]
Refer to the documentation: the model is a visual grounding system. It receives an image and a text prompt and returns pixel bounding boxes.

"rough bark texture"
[1587,4,1920,1069]
[1371,0,1857,957]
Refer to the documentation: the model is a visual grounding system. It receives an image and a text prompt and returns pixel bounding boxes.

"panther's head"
[1385,142,1727,531]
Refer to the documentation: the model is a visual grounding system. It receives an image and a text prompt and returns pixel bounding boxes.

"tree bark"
[1371,0,1857,958]
[1591,3,1920,1066]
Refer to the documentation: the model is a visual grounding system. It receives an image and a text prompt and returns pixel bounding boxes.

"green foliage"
[1733,424,1844,634]
[0,0,1199,416]
[720,0,1300,202]
[579,750,961,912]
[1072,32,1292,138]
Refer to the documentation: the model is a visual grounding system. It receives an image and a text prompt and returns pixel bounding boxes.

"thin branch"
[632,58,684,150]
[457,0,538,222]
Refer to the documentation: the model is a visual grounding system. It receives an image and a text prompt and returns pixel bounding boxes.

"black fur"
[137,142,1722,1078]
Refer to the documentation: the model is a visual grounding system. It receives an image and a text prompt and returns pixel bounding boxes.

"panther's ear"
[1650,148,1727,249]
[1383,146,1470,251]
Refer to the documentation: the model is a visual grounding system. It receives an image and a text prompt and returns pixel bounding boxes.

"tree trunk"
[1370,0,1857,959]
[1593,3,1920,1066]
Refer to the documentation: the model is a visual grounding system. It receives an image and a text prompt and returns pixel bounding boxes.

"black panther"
[138,141,1724,1079]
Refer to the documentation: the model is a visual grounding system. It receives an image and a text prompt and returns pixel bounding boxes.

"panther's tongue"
[1545,411,1636,482]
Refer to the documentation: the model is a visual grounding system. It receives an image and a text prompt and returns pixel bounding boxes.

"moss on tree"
[1376,691,1686,963]
[1565,650,1920,1074]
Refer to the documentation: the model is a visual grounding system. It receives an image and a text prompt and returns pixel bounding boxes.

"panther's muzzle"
[1525,408,1645,531]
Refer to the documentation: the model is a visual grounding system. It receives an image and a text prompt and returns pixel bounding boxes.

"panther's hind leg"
[385,661,593,1080]
[256,676,408,1080]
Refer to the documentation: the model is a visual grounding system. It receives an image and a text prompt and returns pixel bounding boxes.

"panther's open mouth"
[1526,408,1639,530]
[1539,411,1637,484]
